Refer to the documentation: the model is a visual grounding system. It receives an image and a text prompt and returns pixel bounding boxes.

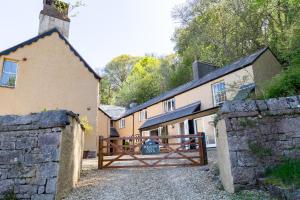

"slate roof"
[233,83,256,101]
[99,105,126,120]
[116,47,269,120]
[140,102,201,130]
[0,28,101,80]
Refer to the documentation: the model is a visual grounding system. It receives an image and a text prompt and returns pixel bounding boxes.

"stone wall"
[217,96,300,193]
[0,111,84,200]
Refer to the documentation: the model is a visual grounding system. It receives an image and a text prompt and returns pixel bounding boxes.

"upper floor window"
[164,98,176,112]
[139,110,147,122]
[120,118,125,129]
[0,60,18,88]
[212,82,226,106]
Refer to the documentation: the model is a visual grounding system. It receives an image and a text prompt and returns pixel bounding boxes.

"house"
[98,105,126,138]
[0,0,102,157]
[111,48,282,148]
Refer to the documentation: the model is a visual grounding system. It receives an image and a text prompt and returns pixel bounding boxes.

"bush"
[265,159,300,188]
[2,190,18,200]
[262,66,300,99]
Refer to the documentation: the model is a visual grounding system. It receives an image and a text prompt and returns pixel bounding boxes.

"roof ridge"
[115,47,271,120]
[0,28,101,80]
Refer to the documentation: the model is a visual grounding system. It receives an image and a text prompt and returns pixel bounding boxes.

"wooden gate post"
[198,132,208,165]
[98,136,104,170]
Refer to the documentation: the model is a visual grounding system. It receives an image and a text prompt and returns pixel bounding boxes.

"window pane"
[0,73,10,85]
[3,61,17,74]
[0,73,16,87]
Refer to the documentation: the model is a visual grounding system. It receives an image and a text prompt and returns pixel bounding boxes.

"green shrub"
[265,159,300,187]
[262,66,300,99]
[2,190,18,200]
[248,142,272,158]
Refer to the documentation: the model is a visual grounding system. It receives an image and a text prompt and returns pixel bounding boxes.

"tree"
[172,0,300,67]
[105,55,139,91]
[115,57,163,106]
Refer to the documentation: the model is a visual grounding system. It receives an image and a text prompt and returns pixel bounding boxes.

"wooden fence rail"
[98,133,207,169]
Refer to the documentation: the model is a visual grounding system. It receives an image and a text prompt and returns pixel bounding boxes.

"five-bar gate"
[98,133,208,169]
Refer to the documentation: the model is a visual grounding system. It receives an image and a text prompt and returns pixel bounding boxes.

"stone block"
[33,177,47,186]
[266,97,290,110]
[237,152,258,167]
[286,96,300,109]
[256,100,268,111]
[38,133,61,147]
[232,167,256,185]
[229,151,238,167]
[14,178,26,185]
[46,178,57,194]
[0,169,8,180]
[38,186,45,194]
[0,179,14,193]
[232,100,258,112]
[228,136,249,151]
[0,150,23,164]
[19,185,37,194]
[25,147,59,164]
[1,142,15,150]
[16,193,31,199]
[293,137,300,147]
[220,102,231,113]
[37,163,59,178]
[31,194,55,200]
[16,137,38,150]
[7,165,36,179]
[278,117,300,133]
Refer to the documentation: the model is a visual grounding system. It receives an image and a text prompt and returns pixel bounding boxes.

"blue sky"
[0,0,186,70]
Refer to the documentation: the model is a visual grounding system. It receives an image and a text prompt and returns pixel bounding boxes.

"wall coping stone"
[221,95,300,117]
[0,110,83,132]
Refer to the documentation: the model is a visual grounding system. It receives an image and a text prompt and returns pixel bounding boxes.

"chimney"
[129,99,138,109]
[39,0,70,38]
[192,58,217,80]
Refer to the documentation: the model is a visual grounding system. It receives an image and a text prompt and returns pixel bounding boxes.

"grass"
[248,142,272,158]
[265,159,300,188]
[1,190,18,200]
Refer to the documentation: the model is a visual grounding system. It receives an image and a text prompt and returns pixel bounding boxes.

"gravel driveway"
[65,150,271,200]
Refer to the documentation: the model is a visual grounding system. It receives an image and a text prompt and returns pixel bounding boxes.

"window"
[164,98,176,112]
[120,118,125,129]
[139,110,147,122]
[212,82,226,106]
[0,60,18,87]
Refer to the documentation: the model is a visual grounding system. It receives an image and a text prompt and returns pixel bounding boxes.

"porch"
[139,104,219,149]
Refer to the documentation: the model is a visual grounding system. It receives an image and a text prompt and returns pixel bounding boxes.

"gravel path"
[65,150,271,200]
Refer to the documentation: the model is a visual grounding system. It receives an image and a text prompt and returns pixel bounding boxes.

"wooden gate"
[98,133,207,169]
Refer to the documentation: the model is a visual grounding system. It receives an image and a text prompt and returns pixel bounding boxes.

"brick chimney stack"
[39,0,70,38]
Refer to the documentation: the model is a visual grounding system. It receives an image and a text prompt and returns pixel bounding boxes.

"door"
[194,114,217,148]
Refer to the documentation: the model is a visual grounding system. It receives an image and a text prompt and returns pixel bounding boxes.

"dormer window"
[0,60,18,88]
[164,98,176,112]
[212,82,226,106]
[139,110,147,122]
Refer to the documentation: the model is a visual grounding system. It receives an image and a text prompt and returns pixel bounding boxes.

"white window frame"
[212,81,226,106]
[120,118,125,129]
[164,98,176,112]
[0,59,18,88]
[139,110,147,122]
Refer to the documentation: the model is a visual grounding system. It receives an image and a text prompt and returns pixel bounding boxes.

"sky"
[0,0,186,70]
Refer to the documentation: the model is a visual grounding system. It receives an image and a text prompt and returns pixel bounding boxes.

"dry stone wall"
[0,111,84,200]
[217,96,300,192]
